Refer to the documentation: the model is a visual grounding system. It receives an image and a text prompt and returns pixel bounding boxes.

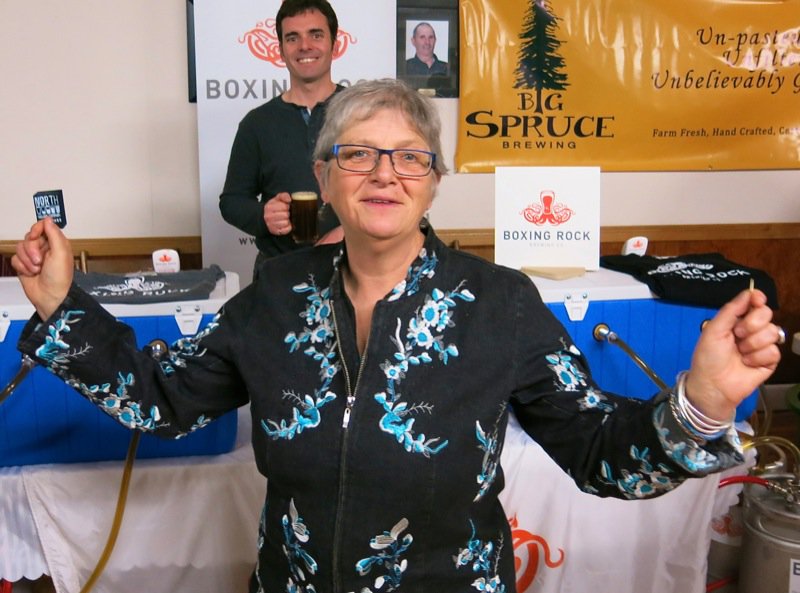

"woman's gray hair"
[314,79,448,178]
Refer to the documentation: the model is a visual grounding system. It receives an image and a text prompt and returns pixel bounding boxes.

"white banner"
[499,414,717,593]
[494,166,600,271]
[195,0,397,286]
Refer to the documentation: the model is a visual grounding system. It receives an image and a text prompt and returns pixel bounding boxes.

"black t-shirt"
[600,253,779,309]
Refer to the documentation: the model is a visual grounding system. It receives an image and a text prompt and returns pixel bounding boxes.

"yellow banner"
[456,0,800,172]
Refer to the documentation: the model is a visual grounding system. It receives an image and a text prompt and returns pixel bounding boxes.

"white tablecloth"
[0,466,48,582]
[1,408,263,593]
[1,411,723,593]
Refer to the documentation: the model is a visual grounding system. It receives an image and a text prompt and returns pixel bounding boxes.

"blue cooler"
[0,273,241,467]
[530,269,757,421]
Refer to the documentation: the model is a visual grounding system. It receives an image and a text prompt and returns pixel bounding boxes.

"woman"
[13,80,781,593]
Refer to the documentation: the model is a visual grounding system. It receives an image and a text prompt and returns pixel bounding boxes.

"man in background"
[405,22,448,77]
[219,0,343,281]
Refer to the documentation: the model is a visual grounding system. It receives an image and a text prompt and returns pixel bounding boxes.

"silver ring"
[777,327,786,345]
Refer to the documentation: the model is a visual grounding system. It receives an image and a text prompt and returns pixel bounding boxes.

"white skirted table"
[1,411,725,593]
[0,409,263,593]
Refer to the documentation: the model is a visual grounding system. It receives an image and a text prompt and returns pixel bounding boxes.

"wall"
[1,1,798,243]
[1,1,199,240]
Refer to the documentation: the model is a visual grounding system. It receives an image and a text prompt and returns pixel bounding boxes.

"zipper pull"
[342,395,356,428]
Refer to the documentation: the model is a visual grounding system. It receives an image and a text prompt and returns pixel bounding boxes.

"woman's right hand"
[12,217,74,320]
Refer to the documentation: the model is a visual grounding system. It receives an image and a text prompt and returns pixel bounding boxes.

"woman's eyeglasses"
[331,144,435,177]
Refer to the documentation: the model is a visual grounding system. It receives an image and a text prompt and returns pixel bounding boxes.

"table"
[1,411,730,593]
[1,409,263,593]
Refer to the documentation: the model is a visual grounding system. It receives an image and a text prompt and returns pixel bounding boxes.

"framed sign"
[494,167,601,271]
[397,1,459,97]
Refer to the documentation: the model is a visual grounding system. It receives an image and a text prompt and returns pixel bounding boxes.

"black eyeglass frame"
[330,144,437,177]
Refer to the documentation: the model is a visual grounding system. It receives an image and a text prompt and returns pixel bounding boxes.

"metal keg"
[737,474,800,593]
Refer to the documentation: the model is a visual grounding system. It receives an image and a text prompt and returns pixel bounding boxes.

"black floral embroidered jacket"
[18,226,743,593]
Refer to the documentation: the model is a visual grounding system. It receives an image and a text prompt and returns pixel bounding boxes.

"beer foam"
[291,192,317,201]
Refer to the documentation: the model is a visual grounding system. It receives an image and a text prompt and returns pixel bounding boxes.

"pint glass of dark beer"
[290,191,318,244]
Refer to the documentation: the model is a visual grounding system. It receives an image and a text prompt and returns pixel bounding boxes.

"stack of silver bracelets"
[669,371,733,441]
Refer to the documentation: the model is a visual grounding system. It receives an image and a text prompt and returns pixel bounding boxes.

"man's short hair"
[276,0,339,45]
[412,22,435,39]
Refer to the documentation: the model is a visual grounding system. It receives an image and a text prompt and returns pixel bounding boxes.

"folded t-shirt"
[600,253,779,309]
[74,265,226,304]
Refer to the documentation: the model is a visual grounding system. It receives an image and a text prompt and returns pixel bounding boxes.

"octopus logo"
[711,512,744,538]
[239,18,357,65]
[521,190,574,226]
[509,515,565,592]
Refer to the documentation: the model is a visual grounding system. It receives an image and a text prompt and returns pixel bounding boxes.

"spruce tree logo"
[514,0,569,113]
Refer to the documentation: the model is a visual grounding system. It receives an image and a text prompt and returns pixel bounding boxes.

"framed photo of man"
[396,4,459,98]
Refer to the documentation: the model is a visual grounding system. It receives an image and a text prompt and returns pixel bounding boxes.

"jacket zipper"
[330,299,370,593]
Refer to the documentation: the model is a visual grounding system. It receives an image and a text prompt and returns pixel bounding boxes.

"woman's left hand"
[684,288,781,421]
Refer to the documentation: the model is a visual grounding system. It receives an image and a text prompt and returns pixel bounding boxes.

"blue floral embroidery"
[262,391,336,440]
[36,309,219,435]
[577,387,616,413]
[374,282,476,457]
[33,310,168,432]
[596,443,676,498]
[454,521,507,593]
[158,313,222,375]
[354,518,413,592]
[282,499,318,593]
[35,309,88,369]
[262,277,340,440]
[474,404,507,502]
[388,247,437,301]
[69,375,202,436]
[654,401,740,474]
[545,344,587,392]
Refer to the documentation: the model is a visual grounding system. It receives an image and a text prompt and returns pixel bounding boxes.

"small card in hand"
[33,189,67,228]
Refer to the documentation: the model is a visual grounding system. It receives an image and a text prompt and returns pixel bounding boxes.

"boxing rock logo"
[239,18,357,65]
[509,515,565,592]
[521,190,575,226]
